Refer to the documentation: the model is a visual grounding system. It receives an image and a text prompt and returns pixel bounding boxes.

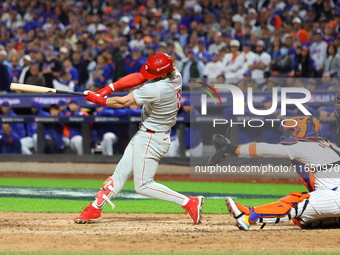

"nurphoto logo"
[201,85,311,116]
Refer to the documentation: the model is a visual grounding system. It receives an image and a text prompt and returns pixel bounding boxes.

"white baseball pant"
[260,189,340,225]
[63,136,70,149]
[101,132,118,156]
[107,129,187,205]
[20,134,37,155]
[70,135,83,155]
[165,135,180,157]
[186,142,203,157]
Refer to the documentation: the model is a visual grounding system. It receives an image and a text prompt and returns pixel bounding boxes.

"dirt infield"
[0,212,338,253]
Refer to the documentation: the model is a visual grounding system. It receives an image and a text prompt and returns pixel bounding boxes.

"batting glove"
[95,84,115,97]
[84,91,107,106]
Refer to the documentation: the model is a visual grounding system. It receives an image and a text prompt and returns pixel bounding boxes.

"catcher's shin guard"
[226,197,253,230]
[94,177,117,209]
[248,192,310,225]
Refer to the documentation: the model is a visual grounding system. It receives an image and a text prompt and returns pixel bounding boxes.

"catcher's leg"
[226,191,311,230]
[297,189,340,229]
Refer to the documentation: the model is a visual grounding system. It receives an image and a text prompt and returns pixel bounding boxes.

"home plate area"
[0,212,338,253]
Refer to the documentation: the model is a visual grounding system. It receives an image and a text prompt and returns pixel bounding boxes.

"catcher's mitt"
[208,134,235,165]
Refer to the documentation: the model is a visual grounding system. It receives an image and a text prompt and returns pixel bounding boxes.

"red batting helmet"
[140,53,174,80]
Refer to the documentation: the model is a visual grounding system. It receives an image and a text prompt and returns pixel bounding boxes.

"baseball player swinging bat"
[10,83,84,95]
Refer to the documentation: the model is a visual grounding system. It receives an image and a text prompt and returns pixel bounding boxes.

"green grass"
[0,178,306,194]
[0,177,305,214]
[0,179,334,255]
[0,197,277,214]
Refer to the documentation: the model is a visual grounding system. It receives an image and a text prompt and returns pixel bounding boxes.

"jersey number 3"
[176,89,182,109]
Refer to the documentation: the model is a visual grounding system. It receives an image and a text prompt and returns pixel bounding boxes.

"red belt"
[146,129,156,134]
[146,129,170,134]
[139,123,170,134]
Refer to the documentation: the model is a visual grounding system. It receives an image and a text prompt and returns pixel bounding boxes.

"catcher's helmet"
[140,53,174,80]
[280,116,321,140]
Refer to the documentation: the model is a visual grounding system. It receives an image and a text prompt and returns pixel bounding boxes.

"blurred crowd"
[1,0,340,155]
[0,99,204,156]
[1,0,340,93]
[1,95,338,156]
[0,99,143,155]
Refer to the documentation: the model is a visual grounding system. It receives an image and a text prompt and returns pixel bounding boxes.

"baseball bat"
[10,83,84,95]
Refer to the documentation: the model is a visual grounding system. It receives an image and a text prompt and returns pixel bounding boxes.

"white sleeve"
[320,43,328,68]
[69,81,75,92]
[222,55,229,69]
[237,53,256,75]
[237,143,290,158]
[18,68,27,84]
[260,53,271,66]
[53,79,73,92]
[203,63,210,76]
[227,54,245,72]
[132,83,160,105]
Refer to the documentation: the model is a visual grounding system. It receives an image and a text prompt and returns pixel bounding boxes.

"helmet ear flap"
[312,117,321,135]
[307,116,321,136]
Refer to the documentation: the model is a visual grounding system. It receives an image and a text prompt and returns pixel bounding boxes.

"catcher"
[209,116,340,230]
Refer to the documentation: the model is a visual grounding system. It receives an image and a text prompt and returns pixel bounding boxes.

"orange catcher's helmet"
[280,116,321,140]
[140,53,174,80]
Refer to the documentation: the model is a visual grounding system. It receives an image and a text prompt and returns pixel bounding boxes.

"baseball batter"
[209,116,340,230]
[74,53,204,224]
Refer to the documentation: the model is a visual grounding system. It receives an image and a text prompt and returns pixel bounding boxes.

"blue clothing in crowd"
[195,50,212,62]
[65,109,88,138]
[0,109,25,138]
[0,131,21,154]
[125,57,147,74]
[27,108,50,137]
[317,107,337,141]
[92,107,120,141]
[179,108,202,149]
[44,121,64,151]
[69,66,80,83]
[93,65,112,87]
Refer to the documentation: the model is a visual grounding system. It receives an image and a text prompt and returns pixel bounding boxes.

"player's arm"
[208,134,289,165]
[106,93,137,108]
[95,73,148,97]
[84,92,137,108]
[254,62,267,69]
[227,55,244,72]
[236,143,289,158]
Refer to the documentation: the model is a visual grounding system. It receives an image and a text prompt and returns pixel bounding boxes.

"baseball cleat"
[182,196,204,224]
[74,203,102,224]
[236,215,251,230]
[226,197,251,230]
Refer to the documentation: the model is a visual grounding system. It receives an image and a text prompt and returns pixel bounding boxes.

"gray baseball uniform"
[96,69,187,206]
